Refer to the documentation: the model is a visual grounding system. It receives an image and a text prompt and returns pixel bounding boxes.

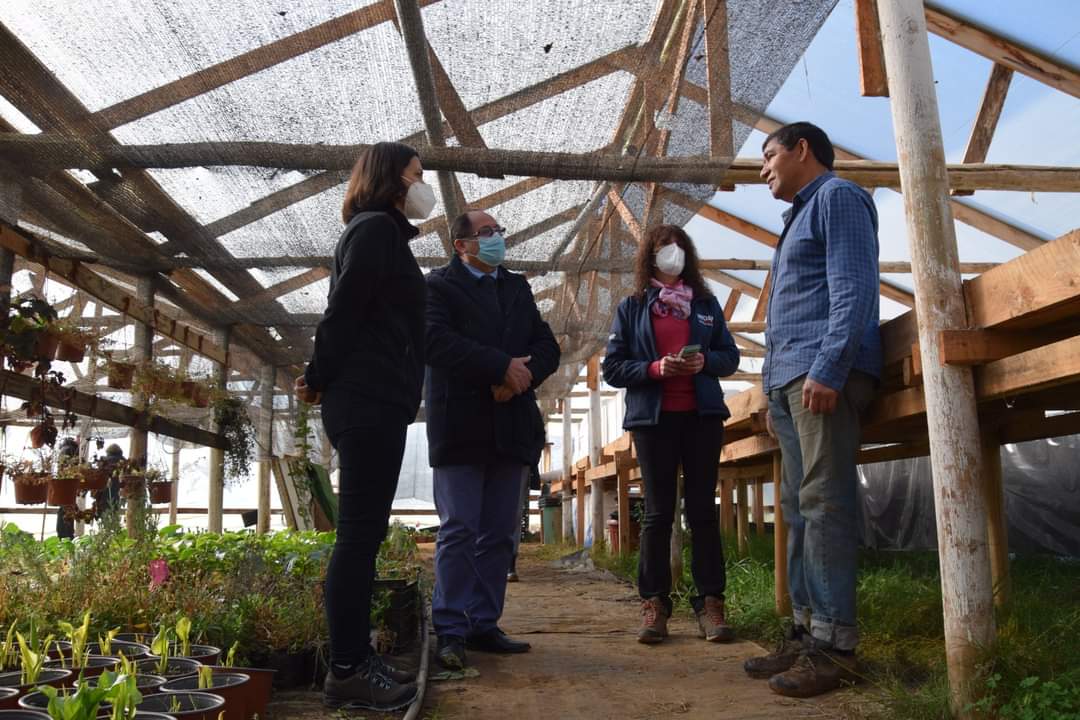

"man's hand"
[802,377,838,415]
[504,355,533,395]
[294,376,322,405]
[491,384,514,402]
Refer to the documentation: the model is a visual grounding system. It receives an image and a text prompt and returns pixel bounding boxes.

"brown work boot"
[695,596,735,642]
[743,625,806,679]
[637,597,668,644]
[768,647,859,698]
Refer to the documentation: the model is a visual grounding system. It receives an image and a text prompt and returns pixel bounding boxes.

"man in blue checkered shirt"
[743,122,881,698]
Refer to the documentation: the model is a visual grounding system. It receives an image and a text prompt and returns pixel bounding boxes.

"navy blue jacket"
[424,256,561,467]
[603,289,740,429]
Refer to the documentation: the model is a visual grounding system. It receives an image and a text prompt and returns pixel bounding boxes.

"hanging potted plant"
[145,466,173,505]
[47,456,81,507]
[29,417,58,450]
[11,459,49,505]
[117,460,146,500]
[211,391,256,485]
[51,318,97,364]
[132,362,183,406]
[101,353,136,390]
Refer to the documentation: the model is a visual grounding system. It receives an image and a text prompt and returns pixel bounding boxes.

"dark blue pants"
[432,462,526,639]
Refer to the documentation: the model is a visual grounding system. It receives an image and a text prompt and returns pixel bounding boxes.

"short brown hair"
[632,225,712,300]
[341,142,419,223]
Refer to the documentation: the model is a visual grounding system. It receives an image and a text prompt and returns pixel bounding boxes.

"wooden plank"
[720,434,777,463]
[720,475,735,536]
[727,322,766,333]
[752,480,765,536]
[925,3,1080,99]
[736,479,749,555]
[723,289,742,319]
[939,325,1080,366]
[855,0,889,96]
[976,334,1080,402]
[230,267,330,315]
[703,270,760,299]
[964,229,1080,329]
[953,63,1013,196]
[703,0,735,165]
[772,454,790,616]
[981,431,1010,607]
[0,369,226,449]
[606,188,643,240]
[10,137,1080,190]
[0,222,228,365]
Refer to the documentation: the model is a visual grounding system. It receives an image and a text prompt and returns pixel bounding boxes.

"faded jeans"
[768,372,876,651]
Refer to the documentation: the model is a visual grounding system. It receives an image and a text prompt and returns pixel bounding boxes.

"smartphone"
[678,344,701,358]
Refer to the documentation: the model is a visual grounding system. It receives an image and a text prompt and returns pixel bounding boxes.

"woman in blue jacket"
[602,224,741,645]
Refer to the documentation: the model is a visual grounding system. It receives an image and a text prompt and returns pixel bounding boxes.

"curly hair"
[631,224,713,300]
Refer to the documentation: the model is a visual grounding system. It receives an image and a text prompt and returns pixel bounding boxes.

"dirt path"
[423,545,866,720]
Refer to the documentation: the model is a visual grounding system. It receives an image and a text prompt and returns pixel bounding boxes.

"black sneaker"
[436,635,467,670]
[370,653,417,684]
[322,657,417,711]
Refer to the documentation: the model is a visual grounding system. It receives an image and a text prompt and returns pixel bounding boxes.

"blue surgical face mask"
[472,233,506,267]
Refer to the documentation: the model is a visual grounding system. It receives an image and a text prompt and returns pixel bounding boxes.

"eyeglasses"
[461,225,506,239]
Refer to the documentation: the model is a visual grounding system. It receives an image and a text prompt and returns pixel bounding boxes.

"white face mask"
[402,179,436,219]
[655,243,685,276]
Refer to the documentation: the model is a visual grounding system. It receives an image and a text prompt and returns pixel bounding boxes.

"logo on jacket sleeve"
[697,313,714,327]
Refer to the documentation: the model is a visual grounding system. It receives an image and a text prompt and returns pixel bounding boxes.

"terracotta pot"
[106,362,135,389]
[13,476,48,505]
[55,339,87,363]
[137,691,223,720]
[190,385,210,409]
[148,481,174,505]
[28,424,56,449]
[34,331,59,361]
[46,476,80,506]
[162,673,248,720]
[79,467,110,492]
[211,667,274,720]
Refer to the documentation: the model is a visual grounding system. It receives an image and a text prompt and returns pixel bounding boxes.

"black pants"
[632,412,726,615]
[324,422,407,666]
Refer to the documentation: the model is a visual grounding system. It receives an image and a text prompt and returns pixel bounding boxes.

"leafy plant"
[57,611,92,668]
[103,669,143,720]
[97,627,119,656]
[149,625,173,676]
[225,641,238,668]
[37,680,110,720]
[0,621,17,671]
[212,394,255,485]
[16,630,54,686]
[175,616,192,658]
[197,664,213,690]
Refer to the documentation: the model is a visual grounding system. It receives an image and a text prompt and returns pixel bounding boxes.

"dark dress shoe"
[436,635,466,670]
[466,628,531,654]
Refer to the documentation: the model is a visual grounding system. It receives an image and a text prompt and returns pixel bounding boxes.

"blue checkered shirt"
[762,172,882,393]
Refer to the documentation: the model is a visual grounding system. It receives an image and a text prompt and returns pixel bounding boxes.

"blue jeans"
[432,462,527,639]
[768,372,875,651]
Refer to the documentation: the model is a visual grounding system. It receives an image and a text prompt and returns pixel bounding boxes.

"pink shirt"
[647,312,697,411]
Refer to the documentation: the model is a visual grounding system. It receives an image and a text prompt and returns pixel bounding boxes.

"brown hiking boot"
[637,598,668,644]
[695,596,735,642]
[743,625,806,679]
[768,648,859,698]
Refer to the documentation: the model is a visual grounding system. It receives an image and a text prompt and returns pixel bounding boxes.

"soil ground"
[267,544,873,720]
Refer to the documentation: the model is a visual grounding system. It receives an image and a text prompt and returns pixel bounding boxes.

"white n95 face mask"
[403,180,436,219]
[655,243,685,276]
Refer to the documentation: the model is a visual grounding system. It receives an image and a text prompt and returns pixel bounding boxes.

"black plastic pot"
[0,710,50,719]
[132,713,178,720]
[209,667,274,720]
[0,688,18,710]
[135,658,201,680]
[0,669,74,694]
[168,645,221,666]
[77,673,168,695]
[45,655,120,679]
[114,633,154,645]
[18,690,111,715]
[251,649,315,690]
[162,673,248,720]
[86,640,151,659]
[137,691,223,720]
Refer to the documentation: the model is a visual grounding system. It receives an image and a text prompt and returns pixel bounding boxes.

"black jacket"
[602,289,740,428]
[304,208,425,440]
[424,256,560,467]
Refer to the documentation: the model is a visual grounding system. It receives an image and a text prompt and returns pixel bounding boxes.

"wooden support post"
[257,364,274,534]
[208,326,231,534]
[128,276,153,537]
[576,466,586,547]
[0,246,13,316]
[720,475,735,536]
[561,397,574,542]
[854,0,889,96]
[981,430,1010,607]
[670,472,684,589]
[169,446,180,527]
[953,63,1013,196]
[878,2,995,712]
[616,460,631,557]
[736,478,749,556]
[772,453,791,617]
[753,478,765,536]
[588,355,604,550]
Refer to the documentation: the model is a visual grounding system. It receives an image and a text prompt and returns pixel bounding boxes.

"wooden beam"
[0,369,226,449]
[953,63,1013,196]
[703,270,760,299]
[854,0,889,96]
[703,0,735,175]
[925,3,1080,99]
[727,322,766,333]
[10,137,1080,191]
[939,325,1080,366]
[0,221,228,365]
[229,267,329,316]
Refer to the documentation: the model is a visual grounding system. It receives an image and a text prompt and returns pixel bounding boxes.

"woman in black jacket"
[602,224,740,646]
[294,141,430,711]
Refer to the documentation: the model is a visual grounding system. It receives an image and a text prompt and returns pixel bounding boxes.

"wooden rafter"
[953,63,1013,197]
[703,0,735,188]
[854,0,889,97]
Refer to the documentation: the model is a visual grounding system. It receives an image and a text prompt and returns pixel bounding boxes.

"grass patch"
[591,532,1080,719]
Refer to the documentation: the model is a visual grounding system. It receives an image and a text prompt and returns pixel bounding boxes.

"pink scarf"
[650,278,692,320]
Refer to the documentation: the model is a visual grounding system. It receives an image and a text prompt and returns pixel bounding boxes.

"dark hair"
[632,225,712,300]
[763,121,834,170]
[341,142,418,223]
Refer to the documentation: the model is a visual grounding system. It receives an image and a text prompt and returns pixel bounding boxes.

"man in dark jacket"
[425,210,560,670]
